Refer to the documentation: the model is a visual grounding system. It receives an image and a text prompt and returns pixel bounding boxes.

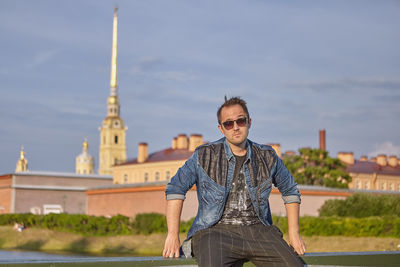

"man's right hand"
[162,233,180,258]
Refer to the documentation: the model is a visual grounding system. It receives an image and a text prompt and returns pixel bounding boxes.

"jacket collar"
[223,137,252,163]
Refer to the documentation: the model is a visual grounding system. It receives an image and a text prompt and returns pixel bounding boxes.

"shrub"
[319,193,400,217]
[1,213,399,237]
[180,217,194,233]
[272,216,400,237]
[133,213,167,235]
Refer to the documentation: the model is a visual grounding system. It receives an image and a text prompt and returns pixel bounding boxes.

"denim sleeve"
[272,153,301,204]
[165,151,198,200]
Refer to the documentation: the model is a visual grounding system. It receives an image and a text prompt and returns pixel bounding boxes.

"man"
[163,97,305,266]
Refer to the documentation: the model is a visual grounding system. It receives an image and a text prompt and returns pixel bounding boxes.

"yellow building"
[15,146,28,172]
[338,152,400,192]
[113,134,203,184]
[98,7,127,175]
[76,139,94,174]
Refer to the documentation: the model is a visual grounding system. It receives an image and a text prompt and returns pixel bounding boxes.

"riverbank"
[1,226,399,256]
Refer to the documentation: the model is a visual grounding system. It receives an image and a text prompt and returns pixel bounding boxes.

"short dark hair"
[217,96,250,124]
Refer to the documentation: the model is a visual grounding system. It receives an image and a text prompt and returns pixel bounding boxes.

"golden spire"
[83,138,89,151]
[110,5,118,95]
[20,145,25,160]
[16,145,28,172]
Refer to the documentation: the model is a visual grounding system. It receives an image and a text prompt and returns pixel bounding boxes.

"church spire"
[106,5,120,118]
[16,146,28,172]
[98,6,127,175]
[110,5,118,96]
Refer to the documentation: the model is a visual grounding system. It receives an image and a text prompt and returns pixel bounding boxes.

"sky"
[1,0,399,174]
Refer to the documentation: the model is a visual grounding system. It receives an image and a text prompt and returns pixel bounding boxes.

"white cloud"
[368,142,400,157]
[26,49,61,69]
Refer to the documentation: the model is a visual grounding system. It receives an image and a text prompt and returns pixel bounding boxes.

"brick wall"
[14,189,86,214]
[86,186,353,220]
[0,175,12,214]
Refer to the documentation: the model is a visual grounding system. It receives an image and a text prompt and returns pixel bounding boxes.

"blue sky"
[1,0,399,174]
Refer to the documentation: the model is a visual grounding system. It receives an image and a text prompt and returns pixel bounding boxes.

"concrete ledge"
[0,251,399,266]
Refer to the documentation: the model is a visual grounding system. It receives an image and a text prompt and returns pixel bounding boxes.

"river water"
[0,249,163,263]
[0,249,198,266]
[0,249,75,261]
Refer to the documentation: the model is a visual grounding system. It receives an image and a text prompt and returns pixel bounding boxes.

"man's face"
[218,104,251,147]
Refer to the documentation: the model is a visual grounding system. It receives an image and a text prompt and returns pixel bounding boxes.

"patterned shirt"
[219,154,259,225]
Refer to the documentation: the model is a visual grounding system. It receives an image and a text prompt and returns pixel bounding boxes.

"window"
[114,158,118,165]
[381,182,386,190]
[155,172,160,181]
[144,173,149,182]
[114,135,118,144]
[389,183,394,191]
[166,171,171,180]
[124,174,128,183]
[365,181,370,190]
[356,180,361,189]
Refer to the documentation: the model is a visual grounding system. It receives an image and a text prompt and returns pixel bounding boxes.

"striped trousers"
[192,223,304,267]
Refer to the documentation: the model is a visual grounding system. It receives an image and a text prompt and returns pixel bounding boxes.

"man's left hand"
[288,230,306,255]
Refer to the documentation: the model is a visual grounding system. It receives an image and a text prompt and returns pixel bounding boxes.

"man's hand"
[285,202,306,255]
[288,230,306,255]
[162,233,180,258]
[163,199,184,258]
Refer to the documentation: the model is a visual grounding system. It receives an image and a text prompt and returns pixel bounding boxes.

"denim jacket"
[165,137,301,240]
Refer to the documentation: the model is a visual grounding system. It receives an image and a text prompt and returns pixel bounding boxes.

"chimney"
[177,134,188,149]
[337,152,354,165]
[360,156,368,162]
[319,129,326,150]
[137,142,148,163]
[376,154,387,166]
[189,134,203,152]
[284,150,296,157]
[268,143,281,158]
[388,156,398,167]
[171,137,178,149]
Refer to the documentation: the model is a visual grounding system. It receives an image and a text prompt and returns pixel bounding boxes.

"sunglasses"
[221,117,247,130]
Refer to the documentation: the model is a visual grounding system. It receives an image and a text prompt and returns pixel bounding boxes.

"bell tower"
[98,6,127,175]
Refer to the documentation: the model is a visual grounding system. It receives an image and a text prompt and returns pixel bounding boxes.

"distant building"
[338,152,400,191]
[75,139,94,174]
[98,7,127,175]
[0,172,112,214]
[112,134,203,184]
[112,134,284,184]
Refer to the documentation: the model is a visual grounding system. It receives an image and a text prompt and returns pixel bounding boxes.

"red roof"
[347,160,400,176]
[117,148,193,166]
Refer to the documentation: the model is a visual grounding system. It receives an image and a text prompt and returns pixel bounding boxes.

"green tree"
[283,147,351,188]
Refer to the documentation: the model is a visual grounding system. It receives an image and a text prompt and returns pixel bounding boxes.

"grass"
[1,226,399,256]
